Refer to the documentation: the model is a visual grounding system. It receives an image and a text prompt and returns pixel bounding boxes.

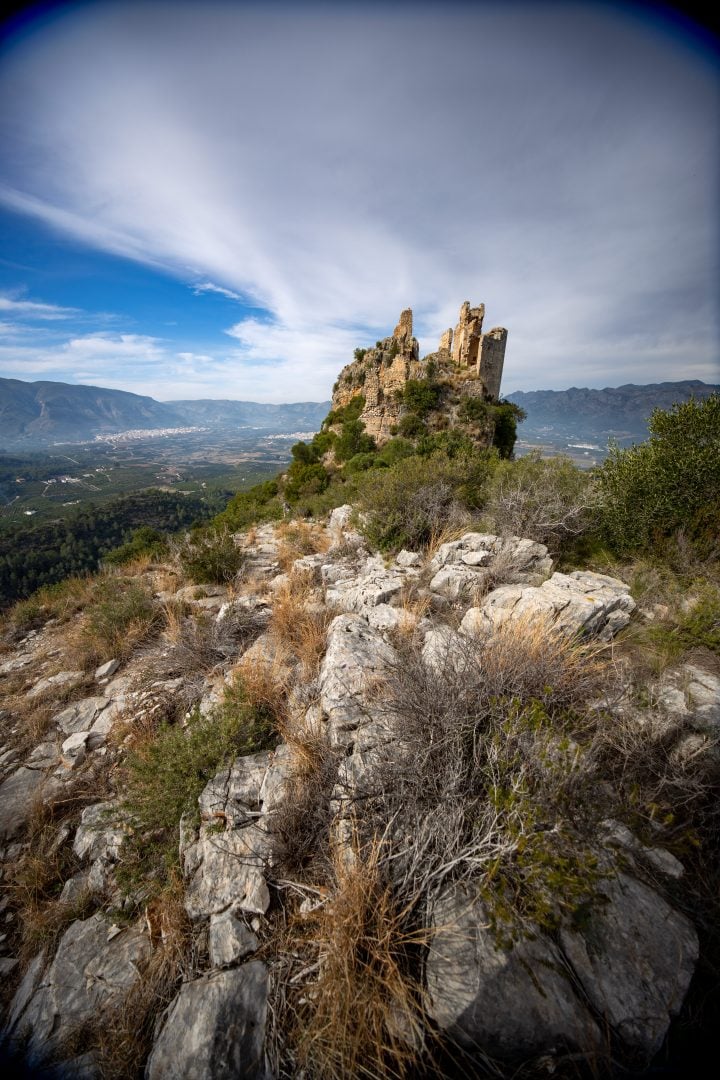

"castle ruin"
[438,300,507,401]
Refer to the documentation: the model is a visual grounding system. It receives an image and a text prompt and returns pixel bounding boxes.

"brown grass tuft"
[269,570,333,677]
[285,838,430,1080]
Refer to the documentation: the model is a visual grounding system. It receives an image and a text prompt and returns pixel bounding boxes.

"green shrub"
[217,479,282,531]
[457,395,489,425]
[118,684,277,896]
[325,395,366,428]
[353,348,367,362]
[334,419,376,463]
[649,582,720,658]
[490,400,526,458]
[104,526,169,566]
[596,394,720,555]
[396,414,427,439]
[285,461,330,501]
[344,452,382,474]
[178,527,245,584]
[401,378,442,417]
[356,450,494,550]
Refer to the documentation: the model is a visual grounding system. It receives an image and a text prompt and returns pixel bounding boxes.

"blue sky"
[0,0,718,403]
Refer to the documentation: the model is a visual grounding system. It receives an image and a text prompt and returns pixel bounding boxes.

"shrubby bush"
[356,450,494,550]
[597,394,720,556]
[104,526,169,566]
[178,526,245,584]
[482,453,594,555]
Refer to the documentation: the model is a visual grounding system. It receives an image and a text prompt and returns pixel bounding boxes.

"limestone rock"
[426,884,601,1059]
[209,910,259,968]
[54,696,110,735]
[465,570,635,640]
[146,962,269,1080]
[319,615,396,747]
[27,670,83,699]
[559,873,698,1056]
[9,915,149,1064]
[0,767,47,841]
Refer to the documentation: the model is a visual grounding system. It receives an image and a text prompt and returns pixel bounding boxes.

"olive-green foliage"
[396,413,427,439]
[217,479,282,531]
[490,400,526,459]
[457,395,489,425]
[401,378,442,417]
[285,461,330,501]
[118,685,277,896]
[178,526,245,584]
[597,394,720,555]
[482,453,593,555]
[353,348,367,362]
[104,526,169,566]
[325,395,366,427]
[356,449,495,551]
[333,419,376,463]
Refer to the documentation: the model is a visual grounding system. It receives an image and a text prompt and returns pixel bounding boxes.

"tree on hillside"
[596,393,720,555]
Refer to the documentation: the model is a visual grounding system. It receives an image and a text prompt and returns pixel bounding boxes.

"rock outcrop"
[1,506,716,1079]
[329,301,507,444]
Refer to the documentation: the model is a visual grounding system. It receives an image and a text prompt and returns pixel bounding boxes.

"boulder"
[464,570,635,641]
[426,884,601,1059]
[0,767,47,841]
[53,696,110,736]
[8,915,149,1063]
[558,873,698,1056]
[319,615,396,747]
[27,670,83,699]
[146,963,269,1080]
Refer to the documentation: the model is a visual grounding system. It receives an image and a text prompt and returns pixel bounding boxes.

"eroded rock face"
[426,873,698,1065]
[462,569,635,641]
[426,885,601,1059]
[146,962,269,1080]
[6,915,150,1065]
[558,873,698,1056]
[319,615,396,748]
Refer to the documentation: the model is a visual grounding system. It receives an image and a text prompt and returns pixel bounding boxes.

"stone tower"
[441,300,507,401]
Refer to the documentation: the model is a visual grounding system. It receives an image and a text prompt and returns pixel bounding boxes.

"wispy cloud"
[191,282,243,301]
[0,3,717,398]
[0,294,79,320]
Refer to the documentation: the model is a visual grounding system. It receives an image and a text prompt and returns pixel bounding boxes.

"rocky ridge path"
[0,508,717,1078]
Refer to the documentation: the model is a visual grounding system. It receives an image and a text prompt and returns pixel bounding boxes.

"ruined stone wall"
[331,302,507,446]
[477,327,507,401]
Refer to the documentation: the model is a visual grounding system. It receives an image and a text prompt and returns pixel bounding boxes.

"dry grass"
[234,649,292,728]
[269,570,334,677]
[284,838,431,1080]
[7,777,109,962]
[275,521,330,571]
[270,725,342,880]
[65,577,162,671]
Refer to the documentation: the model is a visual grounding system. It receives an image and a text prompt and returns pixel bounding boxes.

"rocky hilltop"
[330,301,508,444]
[0,504,716,1078]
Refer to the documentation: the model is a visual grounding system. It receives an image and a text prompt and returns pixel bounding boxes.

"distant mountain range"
[0,377,331,448]
[0,375,716,450]
[506,380,719,443]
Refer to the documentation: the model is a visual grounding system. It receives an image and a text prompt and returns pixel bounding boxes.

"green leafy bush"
[178,526,245,584]
[215,480,282,531]
[104,526,169,566]
[118,684,276,895]
[597,394,720,555]
[285,461,330,501]
[490,401,526,459]
[396,414,427,439]
[401,378,442,417]
[356,450,494,550]
[457,395,489,425]
[334,419,376,463]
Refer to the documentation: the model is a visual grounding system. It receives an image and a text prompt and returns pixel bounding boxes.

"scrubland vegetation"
[1,390,718,1079]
